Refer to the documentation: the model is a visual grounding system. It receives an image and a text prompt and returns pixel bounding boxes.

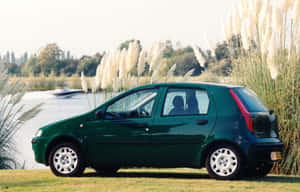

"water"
[15,91,105,169]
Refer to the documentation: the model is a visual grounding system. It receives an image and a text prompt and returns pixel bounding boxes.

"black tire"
[93,166,119,175]
[244,163,273,178]
[205,144,244,180]
[48,142,85,177]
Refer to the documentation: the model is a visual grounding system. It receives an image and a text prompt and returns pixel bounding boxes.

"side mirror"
[269,109,274,115]
[96,110,104,120]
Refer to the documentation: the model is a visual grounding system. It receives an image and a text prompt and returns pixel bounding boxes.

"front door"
[151,87,216,167]
[86,88,159,167]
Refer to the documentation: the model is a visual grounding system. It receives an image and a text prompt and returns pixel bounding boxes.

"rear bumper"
[247,142,284,164]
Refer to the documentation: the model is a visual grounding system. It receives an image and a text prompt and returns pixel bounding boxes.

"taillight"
[229,89,253,133]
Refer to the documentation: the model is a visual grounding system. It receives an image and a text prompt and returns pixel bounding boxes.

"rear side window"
[233,87,268,112]
[162,88,210,116]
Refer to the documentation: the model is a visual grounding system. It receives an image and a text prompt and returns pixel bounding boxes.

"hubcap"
[53,147,78,174]
[210,148,238,176]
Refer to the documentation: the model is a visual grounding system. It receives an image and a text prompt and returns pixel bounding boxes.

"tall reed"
[81,41,200,105]
[225,0,300,174]
[0,65,42,169]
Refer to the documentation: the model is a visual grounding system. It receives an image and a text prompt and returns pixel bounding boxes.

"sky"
[0,0,238,57]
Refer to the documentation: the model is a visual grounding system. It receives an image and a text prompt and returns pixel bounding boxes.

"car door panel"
[85,118,152,167]
[150,87,217,167]
[84,88,161,168]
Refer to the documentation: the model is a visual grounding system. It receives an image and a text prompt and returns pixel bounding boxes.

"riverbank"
[9,76,88,91]
[1,168,300,192]
[10,73,225,91]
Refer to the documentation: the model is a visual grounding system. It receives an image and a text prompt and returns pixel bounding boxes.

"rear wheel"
[205,145,243,180]
[49,142,85,177]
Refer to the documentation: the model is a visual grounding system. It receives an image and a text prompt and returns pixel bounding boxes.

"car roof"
[133,81,243,90]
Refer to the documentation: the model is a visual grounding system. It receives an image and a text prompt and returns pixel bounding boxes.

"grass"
[0,168,300,192]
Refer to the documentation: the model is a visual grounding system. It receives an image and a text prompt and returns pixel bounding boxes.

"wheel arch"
[45,135,82,166]
[199,139,247,168]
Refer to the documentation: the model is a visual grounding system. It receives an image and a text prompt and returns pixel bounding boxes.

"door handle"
[196,120,208,125]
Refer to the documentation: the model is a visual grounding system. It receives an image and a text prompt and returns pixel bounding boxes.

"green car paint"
[32,82,283,178]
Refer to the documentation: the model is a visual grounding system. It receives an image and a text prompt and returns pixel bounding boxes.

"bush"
[0,65,41,169]
[226,0,300,174]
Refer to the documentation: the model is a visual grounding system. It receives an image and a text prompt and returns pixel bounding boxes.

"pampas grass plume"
[192,45,206,67]
[165,63,176,82]
[137,49,146,76]
[80,72,88,93]
[292,0,300,23]
[118,48,127,79]
[272,7,283,32]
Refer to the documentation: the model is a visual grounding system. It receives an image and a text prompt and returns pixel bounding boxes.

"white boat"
[52,87,84,98]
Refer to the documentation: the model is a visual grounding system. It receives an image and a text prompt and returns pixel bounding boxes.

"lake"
[15,91,105,169]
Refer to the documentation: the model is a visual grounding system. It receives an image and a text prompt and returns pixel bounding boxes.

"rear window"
[233,87,268,112]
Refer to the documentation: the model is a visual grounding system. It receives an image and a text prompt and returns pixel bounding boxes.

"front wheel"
[49,142,85,177]
[205,145,243,180]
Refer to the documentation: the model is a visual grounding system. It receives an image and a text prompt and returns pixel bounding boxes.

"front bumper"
[31,137,49,165]
[247,142,284,164]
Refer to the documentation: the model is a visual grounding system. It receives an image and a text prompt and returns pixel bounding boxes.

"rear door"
[150,86,217,167]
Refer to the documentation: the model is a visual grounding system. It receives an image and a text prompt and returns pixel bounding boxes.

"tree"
[77,55,101,76]
[163,40,175,58]
[23,52,28,64]
[37,43,62,76]
[119,39,142,50]
[6,51,10,64]
[61,51,65,60]
[162,46,202,76]
[58,59,79,76]
[22,56,40,76]
[7,63,20,75]
[11,52,15,64]
[66,51,71,59]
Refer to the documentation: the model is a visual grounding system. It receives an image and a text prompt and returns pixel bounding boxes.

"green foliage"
[22,56,40,76]
[215,42,230,61]
[37,43,62,76]
[57,59,79,76]
[7,63,20,76]
[0,65,41,169]
[77,55,102,76]
[163,47,201,76]
[119,39,142,50]
[208,59,232,76]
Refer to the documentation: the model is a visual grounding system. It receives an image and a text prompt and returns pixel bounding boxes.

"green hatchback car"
[32,82,283,179]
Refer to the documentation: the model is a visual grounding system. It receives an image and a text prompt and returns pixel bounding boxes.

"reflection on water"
[15,91,105,169]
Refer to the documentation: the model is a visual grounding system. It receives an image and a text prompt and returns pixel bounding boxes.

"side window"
[105,89,158,119]
[162,88,209,116]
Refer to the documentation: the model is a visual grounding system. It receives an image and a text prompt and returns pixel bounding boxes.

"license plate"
[270,151,282,161]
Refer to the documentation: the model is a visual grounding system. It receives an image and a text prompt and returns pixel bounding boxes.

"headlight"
[35,129,43,137]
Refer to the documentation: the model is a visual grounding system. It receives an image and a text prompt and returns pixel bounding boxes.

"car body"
[32,82,283,179]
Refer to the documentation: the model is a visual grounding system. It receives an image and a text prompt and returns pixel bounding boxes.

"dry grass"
[10,76,94,90]
[0,168,300,192]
